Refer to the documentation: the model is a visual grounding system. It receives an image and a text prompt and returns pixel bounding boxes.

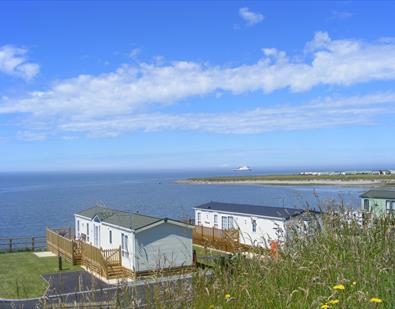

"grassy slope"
[0,252,80,299]
[142,214,394,308]
[188,174,395,182]
[189,215,395,308]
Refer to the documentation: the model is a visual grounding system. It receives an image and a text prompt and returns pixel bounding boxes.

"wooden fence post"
[212,227,215,241]
[32,237,35,251]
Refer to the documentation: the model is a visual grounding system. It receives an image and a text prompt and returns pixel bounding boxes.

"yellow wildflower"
[225,294,231,299]
[333,284,345,291]
[328,299,340,305]
[320,304,329,309]
[370,297,383,303]
[352,281,356,286]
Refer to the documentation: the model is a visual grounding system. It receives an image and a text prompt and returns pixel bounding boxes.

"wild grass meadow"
[134,210,394,309]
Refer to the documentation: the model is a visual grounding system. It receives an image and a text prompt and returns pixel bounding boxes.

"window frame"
[363,199,370,211]
[228,216,234,229]
[214,214,218,228]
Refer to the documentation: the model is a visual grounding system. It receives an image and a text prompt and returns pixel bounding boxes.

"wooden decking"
[46,228,126,279]
[192,225,249,252]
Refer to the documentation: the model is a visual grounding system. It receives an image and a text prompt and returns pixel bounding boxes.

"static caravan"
[360,189,395,217]
[194,201,319,247]
[75,206,193,273]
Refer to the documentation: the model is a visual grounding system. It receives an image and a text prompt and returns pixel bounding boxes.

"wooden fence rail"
[46,228,81,264]
[192,225,248,252]
[0,236,46,252]
[192,225,239,242]
[80,241,108,278]
[46,227,124,279]
[101,247,121,265]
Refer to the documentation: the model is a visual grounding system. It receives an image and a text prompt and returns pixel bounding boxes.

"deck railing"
[46,228,81,264]
[192,225,242,252]
[46,227,124,279]
[80,241,108,278]
[101,247,122,265]
[193,225,239,242]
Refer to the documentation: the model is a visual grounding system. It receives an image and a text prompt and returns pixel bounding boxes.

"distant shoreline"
[177,175,395,187]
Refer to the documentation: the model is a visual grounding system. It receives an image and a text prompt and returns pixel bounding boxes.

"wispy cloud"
[56,92,395,136]
[2,32,395,117]
[0,45,40,80]
[16,130,47,142]
[239,7,264,26]
[327,10,353,21]
[1,33,395,139]
[129,48,141,58]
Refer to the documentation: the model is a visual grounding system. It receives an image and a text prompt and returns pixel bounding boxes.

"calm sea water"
[0,171,370,237]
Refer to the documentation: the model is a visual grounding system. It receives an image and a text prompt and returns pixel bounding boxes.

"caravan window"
[214,215,218,228]
[221,216,234,230]
[222,216,228,230]
[228,216,234,229]
[363,199,369,211]
[387,201,395,214]
[109,230,112,244]
[121,233,129,256]
[197,212,201,225]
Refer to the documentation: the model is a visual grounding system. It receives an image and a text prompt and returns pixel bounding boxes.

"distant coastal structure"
[299,169,393,176]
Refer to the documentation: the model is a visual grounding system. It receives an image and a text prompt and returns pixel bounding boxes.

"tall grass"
[189,212,394,308]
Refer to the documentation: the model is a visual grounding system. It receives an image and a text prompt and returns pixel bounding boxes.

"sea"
[0,170,371,238]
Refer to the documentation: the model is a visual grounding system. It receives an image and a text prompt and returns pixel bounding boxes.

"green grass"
[0,252,80,299]
[135,212,395,308]
[188,174,395,182]
[188,213,395,308]
[193,244,229,267]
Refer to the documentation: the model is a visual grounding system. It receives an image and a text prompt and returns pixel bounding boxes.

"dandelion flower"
[328,299,340,305]
[352,281,356,286]
[320,304,329,309]
[225,294,231,299]
[333,284,345,291]
[370,297,383,303]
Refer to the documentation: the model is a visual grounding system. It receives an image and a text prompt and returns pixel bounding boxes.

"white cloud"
[1,32,395,119]
[55,92,395,136]
[0,45,40,80]
[16,131,47,141]
[327,10,353,21]
[129,48,141,58]
[239,7,264,26]
[1,33,395,139]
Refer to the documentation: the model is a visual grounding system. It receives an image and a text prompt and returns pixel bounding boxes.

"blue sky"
[1,1,395,172]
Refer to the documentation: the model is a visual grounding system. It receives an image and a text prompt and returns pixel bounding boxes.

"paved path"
[0,270,194,309]
[42,270,110,296]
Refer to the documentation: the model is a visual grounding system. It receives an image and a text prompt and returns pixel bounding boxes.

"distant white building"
[75,206,193,273]
[194,202,320,247]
